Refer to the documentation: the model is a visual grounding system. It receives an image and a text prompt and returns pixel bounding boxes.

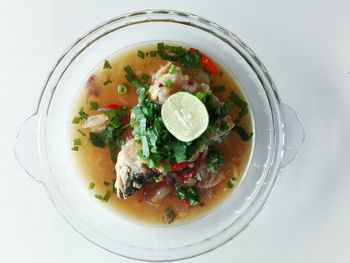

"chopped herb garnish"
[232,125,253,141]
[73,138,81,146]
[89,132,105,148]
[227,91,248,121]
[72,117,81,124]
[213,85,225,92]
[226,176,236,189]
[124,65,138,82]
[164,207,175,224]
[173,144,187,163]
[156,42,201,69]
[176,186,201,206]
[88,183,95,190]
[150,50,157,57]
[164,79,173,88]
[207,149,224,174]
[103,78,112,85]
[141,74,150,82]
[227,180,234,189]
[137,50,145,59]
[71,146,79,151]
[89,101,99,110]
[77,129,86,136]
[103,60,112,69]
[95,191,111,202]
[95,107,128,163]
[103,181,110,186]
[117,84,128,95]
[79,108,89,120]
[220,121,230,131]
[169,64,176,74]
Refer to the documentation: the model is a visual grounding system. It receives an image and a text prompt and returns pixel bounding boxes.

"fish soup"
[70,43,253,225]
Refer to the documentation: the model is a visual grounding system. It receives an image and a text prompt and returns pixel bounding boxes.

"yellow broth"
[70,43,253,225]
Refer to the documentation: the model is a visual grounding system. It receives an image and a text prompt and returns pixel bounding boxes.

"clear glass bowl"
[15,10,304,262]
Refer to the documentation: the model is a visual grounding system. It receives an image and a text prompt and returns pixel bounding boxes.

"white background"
[1,0,350,262]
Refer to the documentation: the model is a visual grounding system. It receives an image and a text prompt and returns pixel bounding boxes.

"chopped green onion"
[141,74,150,82]
[103,78,112,85]
[164,207,175,224]
[72,117,81,124]
[103,191,111,201]
[207,149,224,174]
[103,181,110,186]
[117,84,128,95]
[176,186,201,206]
[103,60,112,69]
[137,50,145,59]
[71,146,79,151]
[77,129,86,136]
[168,64,176,74]
[79,108,89,120]
[73,138,81,146]
[226,180,234,189]
[164,79,173,88]
[195,92,207,104]
[94,191,112,202]
[89,101,99,110]
[213,85,225,92]
[88,183,95,190]
[150,50,157,57]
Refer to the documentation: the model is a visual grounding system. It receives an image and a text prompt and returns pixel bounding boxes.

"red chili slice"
[180,200,188,205]
[189,48,219,75]
[108,104,123,109]
[171,162,189,172]
[199,53,219,75]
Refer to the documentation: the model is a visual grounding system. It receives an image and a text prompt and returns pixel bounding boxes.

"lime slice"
[161,92,209,142]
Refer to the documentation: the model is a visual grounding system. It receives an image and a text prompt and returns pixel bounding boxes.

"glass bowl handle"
[15,114,45,183]
[280,103,305,168]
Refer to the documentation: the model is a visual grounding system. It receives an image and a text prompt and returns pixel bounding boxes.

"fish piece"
[152,62,172,81]
[148,63,189,104]
[82,114,109,132]
[115,139,157,199]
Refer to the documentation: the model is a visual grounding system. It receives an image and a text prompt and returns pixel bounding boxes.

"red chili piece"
[171,162,189,172]
[189,48,219,75]
[108,104,123,109]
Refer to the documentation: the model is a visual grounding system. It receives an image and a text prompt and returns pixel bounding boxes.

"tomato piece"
[171,162,189,171]
[108,103,123,109]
